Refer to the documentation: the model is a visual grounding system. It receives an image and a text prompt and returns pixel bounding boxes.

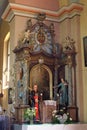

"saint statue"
[30,84,40,121]
[54,78,68,106]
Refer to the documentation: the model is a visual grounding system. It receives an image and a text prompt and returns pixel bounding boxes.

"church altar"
[13,123,87,130]
[13,13,78,125]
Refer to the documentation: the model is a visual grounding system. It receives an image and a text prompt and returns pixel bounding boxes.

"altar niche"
[13,13,78,122]
[30,64,52,100]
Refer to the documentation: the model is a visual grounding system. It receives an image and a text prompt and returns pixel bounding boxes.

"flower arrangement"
[52,107,73,124]
[24,107,36,123]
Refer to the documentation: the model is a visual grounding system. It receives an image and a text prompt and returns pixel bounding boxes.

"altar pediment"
[13,13,62,59]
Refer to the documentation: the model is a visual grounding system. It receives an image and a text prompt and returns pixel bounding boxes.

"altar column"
[67,52,77,106]
[62,36,77,106]
[66,54,78,121]
[22,59,30,105]
[54,65,58,100]
[67,57,73,106]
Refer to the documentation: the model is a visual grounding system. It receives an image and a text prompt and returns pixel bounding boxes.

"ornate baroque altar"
[13,13,78,123]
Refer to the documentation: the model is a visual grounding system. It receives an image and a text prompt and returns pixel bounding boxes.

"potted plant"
[24,107,35,124]
[52,107,73,124]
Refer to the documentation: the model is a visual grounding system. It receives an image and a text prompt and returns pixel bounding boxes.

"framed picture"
[83,36,87,66]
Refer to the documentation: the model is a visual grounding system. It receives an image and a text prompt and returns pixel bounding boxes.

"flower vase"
[30,116,34,124]
[30,119,33,124]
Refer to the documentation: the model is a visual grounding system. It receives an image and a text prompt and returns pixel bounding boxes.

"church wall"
[80,0,87,122]
[9,0,15,3]
[69,0,80,3]
[0,21,9,79]
[1,16,27,112]
[59,0,68,7]
[14,16,28,46]
[58,18,71,43]
[59,0,80,8]
[9,0,59,11]
[69,15,84,122]
[71,16,83,121]
[71,16,84,122]
[0,21,9,109]
[0,26,4,80]
[2,17,17,111]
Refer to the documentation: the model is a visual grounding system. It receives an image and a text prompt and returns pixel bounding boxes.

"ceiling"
[0,0,8,22]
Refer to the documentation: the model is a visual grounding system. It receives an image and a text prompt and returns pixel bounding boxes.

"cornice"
[2,3,83,23]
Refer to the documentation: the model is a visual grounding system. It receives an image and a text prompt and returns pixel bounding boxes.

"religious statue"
[22,29,31,44]
[63,36,75,52]
[54,78,68,106]
[30,84,40,121]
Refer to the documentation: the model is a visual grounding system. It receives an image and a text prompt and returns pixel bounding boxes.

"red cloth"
[34,95,39,120]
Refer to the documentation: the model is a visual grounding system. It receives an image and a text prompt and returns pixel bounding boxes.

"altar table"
[13,123,87,130]
[22,124,87,130]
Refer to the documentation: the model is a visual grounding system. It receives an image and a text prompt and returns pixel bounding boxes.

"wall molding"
[2,2,83,23]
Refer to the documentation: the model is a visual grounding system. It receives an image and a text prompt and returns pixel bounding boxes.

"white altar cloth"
[22,124,87,130]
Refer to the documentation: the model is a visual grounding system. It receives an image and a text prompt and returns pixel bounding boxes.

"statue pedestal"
[40,100,57,123]
[15,105,30,123]
[67,106,78,122]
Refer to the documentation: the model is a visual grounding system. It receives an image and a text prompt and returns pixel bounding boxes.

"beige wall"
[80,0,87,122]
[0,21,9,79]
[9,0,59,11]
[59,0,68,7]
[0,20,9,109]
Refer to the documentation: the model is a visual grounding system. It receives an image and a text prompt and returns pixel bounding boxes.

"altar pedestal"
[40,100,57,123]
[67,106,78,122]
[15,105,29,123]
